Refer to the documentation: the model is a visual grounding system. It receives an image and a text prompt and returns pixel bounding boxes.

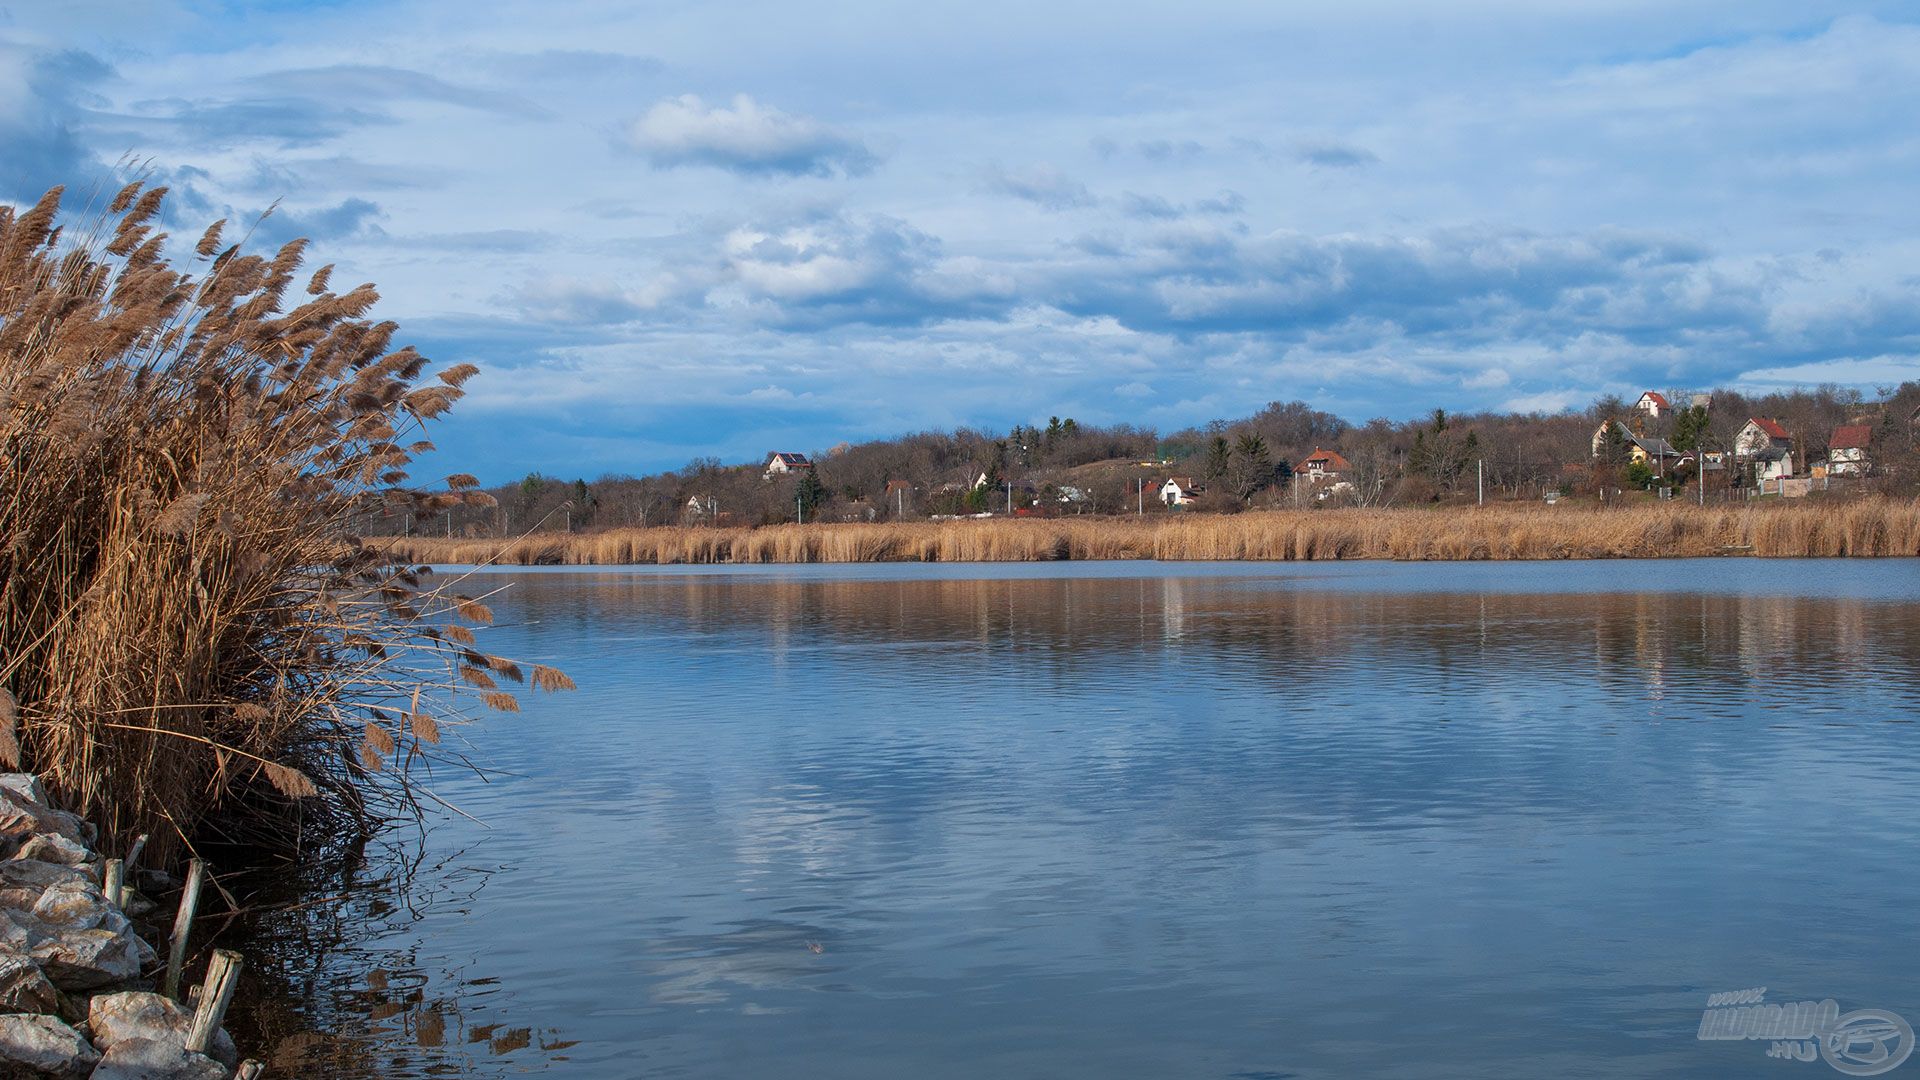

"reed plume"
[0,183,567,862]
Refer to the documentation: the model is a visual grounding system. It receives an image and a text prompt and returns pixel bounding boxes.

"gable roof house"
[1591,420,1680,468]
[763,452,813,480]
[1827,425,1873,476]
[1160,477,1204,507]
[1297,448,1352,479]
[1634,391,1670,418]
[1733,418,1792,458]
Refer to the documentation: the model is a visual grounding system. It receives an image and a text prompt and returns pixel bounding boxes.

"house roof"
[1299,447,1352,471]
[1637,391,1670,408]
[1754,446,1791,462]
[1748,417,1790,440]
[1631,435,1679,457]
[1163,476,1199,488]
[1829,425,1873,450]
[884,479,913,492]
[768,452,812,466]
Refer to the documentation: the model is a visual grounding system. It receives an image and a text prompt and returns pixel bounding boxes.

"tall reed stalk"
[383,500,1920,566]
[0,184,566,861]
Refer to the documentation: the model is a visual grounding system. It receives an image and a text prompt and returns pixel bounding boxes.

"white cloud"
[624,93,876,177]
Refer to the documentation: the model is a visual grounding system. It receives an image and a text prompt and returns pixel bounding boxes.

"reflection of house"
[1296,447,1351,480]
[1634,391,1670,419]
[1160,477,1203,507]
[1827,425,1872,476]
[763,452,813,480]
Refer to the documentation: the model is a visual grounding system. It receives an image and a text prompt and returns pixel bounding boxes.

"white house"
[1827,425,1873,476]
[763,452,813,480]
[1734,418,1792,458]
[1160,477,1203,507]
[1633,391,1670,419]
[1752,447,1795,483]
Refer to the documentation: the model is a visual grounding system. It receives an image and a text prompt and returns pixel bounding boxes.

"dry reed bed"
[380,500,1920,566]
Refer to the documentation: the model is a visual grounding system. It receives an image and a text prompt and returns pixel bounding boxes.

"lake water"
[235,559,1920,1078]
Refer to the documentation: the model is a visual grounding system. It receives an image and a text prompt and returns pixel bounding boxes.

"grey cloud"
[486,49,662,83]
[624,94,877,178]
[239,65,549,120]
[0,43,114,201]
[1120,189,1246,220]
[251,197,386,249]
[1295,139,1378,168]
[983,163,1095,210]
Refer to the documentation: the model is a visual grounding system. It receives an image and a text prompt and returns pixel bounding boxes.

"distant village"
[397,381,1920,536]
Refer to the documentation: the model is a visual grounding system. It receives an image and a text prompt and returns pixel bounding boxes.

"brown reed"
[380,499,1920,566]
[0,184,566,861]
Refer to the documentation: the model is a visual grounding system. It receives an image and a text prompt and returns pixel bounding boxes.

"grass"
[379,498,1920,566]
[0,183,564,861]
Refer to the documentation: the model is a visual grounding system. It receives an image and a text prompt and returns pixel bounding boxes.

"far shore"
[374,499,1920,566]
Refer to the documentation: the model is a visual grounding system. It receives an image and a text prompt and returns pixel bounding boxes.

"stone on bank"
[0,774,246,1079]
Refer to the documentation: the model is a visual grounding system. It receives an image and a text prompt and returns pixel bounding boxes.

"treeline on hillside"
[372,383,1920,537]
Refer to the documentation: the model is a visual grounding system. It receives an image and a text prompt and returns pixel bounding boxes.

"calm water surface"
[240,559,1920,1078]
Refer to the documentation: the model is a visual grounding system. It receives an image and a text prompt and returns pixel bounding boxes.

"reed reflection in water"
[238,560,1920,1079]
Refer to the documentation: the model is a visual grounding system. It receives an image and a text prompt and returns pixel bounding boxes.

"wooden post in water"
[185,949,242,1055]
[164,858,206,1000]
[101,859,123,909]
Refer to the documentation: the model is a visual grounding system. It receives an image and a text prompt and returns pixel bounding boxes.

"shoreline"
[375,500,1920,566]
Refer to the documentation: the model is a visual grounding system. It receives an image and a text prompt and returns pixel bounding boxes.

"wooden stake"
[235,1062,264,1079]
[124,833,147,872]
[101,859,124,909]
[185,948,241,1055]
[164,858,205,1000]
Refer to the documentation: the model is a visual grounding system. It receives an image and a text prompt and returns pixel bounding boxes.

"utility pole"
[1477,459,1484,507]
[1005,481,1012,516]
[1137,478,1143,516]
[796,494,803,524]
[445,510,451,537]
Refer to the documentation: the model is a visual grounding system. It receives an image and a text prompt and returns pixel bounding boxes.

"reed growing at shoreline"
[0,184,562,861]
[379,498,1920,566]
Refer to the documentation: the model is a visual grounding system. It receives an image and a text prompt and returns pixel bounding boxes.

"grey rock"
[85,1038,224,1080]
[0,865,87,897]
[0,1013,97,1079]
[0,778,49,810]
[12,840,89,871]
[0,956,60,1017]
[30,885,109,934]
[84,994,233,1070]
[28,931,144,993]
[0,794,86,850]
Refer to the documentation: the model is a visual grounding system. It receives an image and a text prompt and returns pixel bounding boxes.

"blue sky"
[4,2,1918,482]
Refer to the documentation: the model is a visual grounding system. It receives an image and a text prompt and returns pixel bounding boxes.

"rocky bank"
[0,774,245,1079]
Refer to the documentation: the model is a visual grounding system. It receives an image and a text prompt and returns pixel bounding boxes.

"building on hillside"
[684,494,718,523]
[1634,391,1670,419]
[882,479,915,512]
[1733,418,1792,457]
[1296,447,1351,480]
[1160,477,1204,507]
[1591,420,1681,471]
[763,452,813,480]
[1827,425,1873,476]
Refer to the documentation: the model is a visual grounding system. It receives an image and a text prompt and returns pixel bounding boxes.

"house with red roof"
[1734,418,1795,482]
[1296,447,1352,480]
[1633,391,1670,419]
[1827,425,1873,477]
